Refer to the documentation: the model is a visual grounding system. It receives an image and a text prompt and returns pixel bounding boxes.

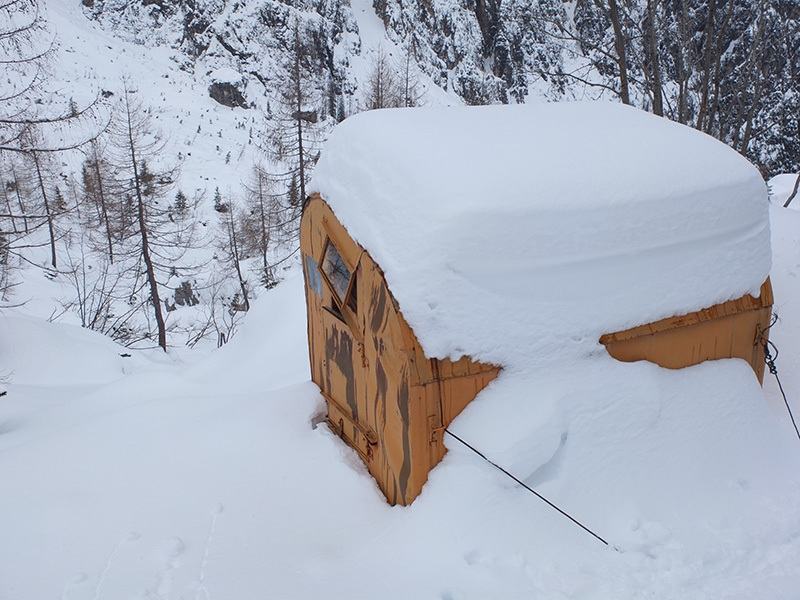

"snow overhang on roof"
[309,102,771,368]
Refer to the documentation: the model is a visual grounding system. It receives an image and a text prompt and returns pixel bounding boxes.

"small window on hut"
[304,255,323,297]
[346,271,358,313]
[320,240,352,305]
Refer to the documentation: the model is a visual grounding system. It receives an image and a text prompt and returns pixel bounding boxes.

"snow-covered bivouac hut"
[302,102,773,506]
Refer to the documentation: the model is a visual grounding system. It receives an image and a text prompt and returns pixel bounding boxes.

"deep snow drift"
[1,215,799,599]
[2,184,800,598]
[3,4,799,595]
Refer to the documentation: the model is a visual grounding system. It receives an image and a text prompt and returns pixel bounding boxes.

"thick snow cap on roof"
[309,102,771,367]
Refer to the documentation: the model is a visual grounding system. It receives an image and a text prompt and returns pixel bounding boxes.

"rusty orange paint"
[301,195,500,505]
[302,193,772,506]
[600,279,773,382]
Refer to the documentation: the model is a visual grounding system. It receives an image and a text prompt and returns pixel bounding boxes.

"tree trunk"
[31,150,57,268]
[90,145,115,264]
[293,27,307,205]
[125,103,167,351]
[732,0,767,153]
[676,0,690,123]
[135,174,167,350]
[696,0,718,130]
[257,173,271,282]
[784,174,800,208]
[704,0,734,135]
[0,171,18,234]
[227,208,249,311]
[11,163,29,233]
[607,0,630,105]
[644,0,663,115]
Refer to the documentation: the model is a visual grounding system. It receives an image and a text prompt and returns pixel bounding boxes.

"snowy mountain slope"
[9,0,266,329]
[79,0,800,179]
[8,0,336,350]
[2,206,799,600]
[2,3,800,598]
[5,0,450,344]
[78,0,451,114]
[14,0,795,347]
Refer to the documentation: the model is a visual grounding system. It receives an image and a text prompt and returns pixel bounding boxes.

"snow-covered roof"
[310,102,771,367]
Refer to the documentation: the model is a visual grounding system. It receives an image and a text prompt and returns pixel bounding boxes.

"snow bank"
[310,102,771,365]
[0,311,132,386]
[3,99,797,600]
[1,218,799,600]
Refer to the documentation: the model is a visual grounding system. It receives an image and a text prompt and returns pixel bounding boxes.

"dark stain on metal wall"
[326,325,357,420]
[370,282,388,337]
[375,357,387,426]
[397,369,411,503]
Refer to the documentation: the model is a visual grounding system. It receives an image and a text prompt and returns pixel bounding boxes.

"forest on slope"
[1,0,798,350]
[85,0,800,175]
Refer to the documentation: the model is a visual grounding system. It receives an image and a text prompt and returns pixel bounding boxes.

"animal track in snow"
[60,572,87,600]
[152,536,186,600]
[196,504,224,600]
[92,532,141,600]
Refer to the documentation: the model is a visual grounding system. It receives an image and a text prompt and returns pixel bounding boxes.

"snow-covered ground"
[1,200,799,600]
[2,3,799,599]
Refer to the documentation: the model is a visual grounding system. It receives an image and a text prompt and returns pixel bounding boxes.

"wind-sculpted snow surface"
[1,242,800,598]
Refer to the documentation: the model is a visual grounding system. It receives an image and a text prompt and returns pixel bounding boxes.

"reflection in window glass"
[321,241,352,303]
[305,254,323,297]
[346,273,358,313]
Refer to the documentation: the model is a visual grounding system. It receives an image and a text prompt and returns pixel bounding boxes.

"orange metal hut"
[300,104,773,507]
[301,196,500,506]
[600,281,773,383]
[301,194,772,506]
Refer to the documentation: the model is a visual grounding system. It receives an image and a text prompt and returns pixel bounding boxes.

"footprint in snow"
[60,572,87,600]
[152,536,185,600]
[157,535,185,561]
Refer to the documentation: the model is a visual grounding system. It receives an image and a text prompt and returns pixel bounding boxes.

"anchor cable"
[762,315,800,442]
[444,428,609,547]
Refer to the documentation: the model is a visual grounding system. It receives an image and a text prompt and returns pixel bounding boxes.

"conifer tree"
[268,23,324,209]
[364,45,404,110]
[107,86,193,351]
[217,193,250,312]
[240,163,283,288]
[81,139,121,264]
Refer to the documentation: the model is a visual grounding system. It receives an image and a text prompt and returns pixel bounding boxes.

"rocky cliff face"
[82,0,360,118]
[373,0,566,104]
[81,0,800,176]
[81,0,566,110]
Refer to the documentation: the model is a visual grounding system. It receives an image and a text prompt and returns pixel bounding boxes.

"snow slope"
[11,0,450,337]
[1,6,798,599]
[1,208,799,600]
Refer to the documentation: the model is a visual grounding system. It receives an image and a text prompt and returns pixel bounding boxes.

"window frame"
[319,238,354,306]
[318,237,361,335]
